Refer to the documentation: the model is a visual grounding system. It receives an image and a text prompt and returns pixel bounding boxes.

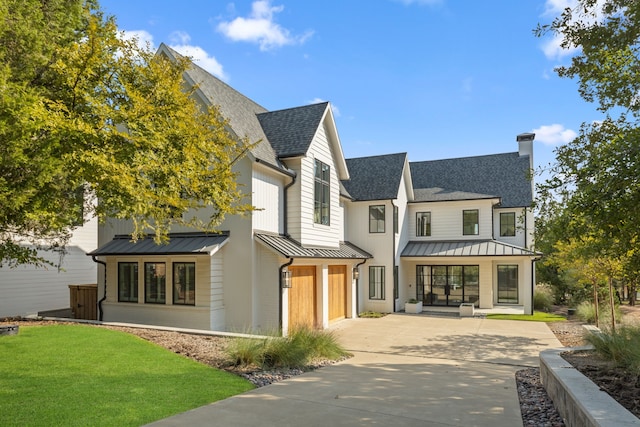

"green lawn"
[0,324,253,426]
[486,311,566,322]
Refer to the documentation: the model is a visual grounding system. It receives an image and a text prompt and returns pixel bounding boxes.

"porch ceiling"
[88,232,229,256]
[401,240,541,258]
[254,233,372,259]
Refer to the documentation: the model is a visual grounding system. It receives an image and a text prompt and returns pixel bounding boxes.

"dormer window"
[314,159,330,225]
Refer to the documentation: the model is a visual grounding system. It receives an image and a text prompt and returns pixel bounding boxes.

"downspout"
[282,168,297,238]
[354,259,367,317]
[91,256,107,321]
[279,257,294,334]
[391,199,397,312]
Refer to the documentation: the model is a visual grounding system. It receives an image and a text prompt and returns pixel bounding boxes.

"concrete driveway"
[147,314,562,427]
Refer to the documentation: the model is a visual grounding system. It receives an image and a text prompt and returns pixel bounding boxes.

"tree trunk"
[593,281,599,328]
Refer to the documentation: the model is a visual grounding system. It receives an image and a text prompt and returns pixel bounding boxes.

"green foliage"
[358,311,387,318]
[533,284,554,311]
[0,325,253,426]
[585,324,640,374]
[226,327,349,369]
[486,311,566,322]
[0,0,253,267]
[575,300,623,325]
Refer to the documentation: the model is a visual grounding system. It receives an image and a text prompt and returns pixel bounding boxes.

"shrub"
[576,300,622,325]
[585,324,640,374]
[225,326,349,369]
[533,284,554,312]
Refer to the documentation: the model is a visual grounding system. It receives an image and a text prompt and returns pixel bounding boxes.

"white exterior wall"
[0,213,98,318]
[101,254,216,330]
[253,243,281,332]
[251,163,285,234]
[288,123,342,248]
[493,207,528,247]
[407,199,496,241]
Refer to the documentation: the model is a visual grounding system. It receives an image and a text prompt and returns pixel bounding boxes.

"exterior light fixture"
[281,270,292,288]
[352,267,360,280]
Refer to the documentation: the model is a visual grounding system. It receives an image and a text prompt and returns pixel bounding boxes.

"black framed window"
[369,205,385,233]
[369,266,385,300]
[463,209,479,235]
[314,159,330,225]
[393,205,398,234]
[173,262,195,305]
[416,212,431,236]
[118,262,138,302]
[144,262,166,304]
[416,265,479,307]
[500,212,516,237]
[497,265,518,303]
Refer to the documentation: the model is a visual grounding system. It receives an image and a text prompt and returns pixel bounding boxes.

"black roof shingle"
[341,153,407,201]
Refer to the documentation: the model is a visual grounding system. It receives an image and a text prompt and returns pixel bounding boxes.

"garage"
[328,265,347,322]
[288,265,317,328]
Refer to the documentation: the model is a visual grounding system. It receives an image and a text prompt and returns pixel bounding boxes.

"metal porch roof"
[88,232,230,256]
[255,233,372,259]
[401,240,540,257]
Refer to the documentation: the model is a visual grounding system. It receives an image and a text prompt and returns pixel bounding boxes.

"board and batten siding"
[407,199,496,241]
[251,164,285,234]
[288,122,343,248]
[209,253,225,330]
[0,213,98,318]
[253,244,280,331]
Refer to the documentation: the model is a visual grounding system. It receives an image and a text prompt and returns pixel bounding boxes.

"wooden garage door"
[288,266,317,328]
[329,265,347,322]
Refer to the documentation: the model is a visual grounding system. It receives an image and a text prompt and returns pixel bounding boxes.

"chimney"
[517,132,535,170]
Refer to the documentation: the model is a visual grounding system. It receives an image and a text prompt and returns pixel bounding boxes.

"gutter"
[91,256,107,321]
[278,257,294,334]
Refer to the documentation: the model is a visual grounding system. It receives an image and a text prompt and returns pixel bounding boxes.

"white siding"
[253,244,280,332]
[210,253,225,330]
[493,207,527,247]
[251,164,284,234]
[0,213,98,318]
[407,199,496,241]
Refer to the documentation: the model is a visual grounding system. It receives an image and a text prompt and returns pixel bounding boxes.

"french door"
[416,265,479,307]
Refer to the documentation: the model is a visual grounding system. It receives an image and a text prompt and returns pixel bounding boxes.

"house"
[87,43,540,334]
[0,209,98,318]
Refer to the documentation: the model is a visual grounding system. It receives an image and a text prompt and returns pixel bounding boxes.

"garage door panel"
[329,265,347,322]
[289,266,316,328]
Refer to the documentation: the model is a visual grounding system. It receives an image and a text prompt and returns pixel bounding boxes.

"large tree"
[535,0,640,301]
[0,0,252,267]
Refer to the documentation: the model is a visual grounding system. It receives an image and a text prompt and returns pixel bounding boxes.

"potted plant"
[405,298,423,314]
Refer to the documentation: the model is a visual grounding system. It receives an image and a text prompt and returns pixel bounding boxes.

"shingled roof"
[257,103,329,158]
[410,152,532,207]
[159,44,284,171]
[341,153,408,201]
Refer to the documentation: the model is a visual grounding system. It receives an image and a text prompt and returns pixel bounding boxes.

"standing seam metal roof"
[401,240,540,257]
[255,233,372,259]
[88,233,229,256]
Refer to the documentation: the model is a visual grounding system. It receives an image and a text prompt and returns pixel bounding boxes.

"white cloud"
[169,32,227,80]
[532,124,578,145]
[308,98,340,117]
[217,1,313,51]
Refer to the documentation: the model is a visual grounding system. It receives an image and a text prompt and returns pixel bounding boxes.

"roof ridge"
[410,151,518,165]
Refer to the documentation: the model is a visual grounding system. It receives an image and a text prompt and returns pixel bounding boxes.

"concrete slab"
[147,314,563,427]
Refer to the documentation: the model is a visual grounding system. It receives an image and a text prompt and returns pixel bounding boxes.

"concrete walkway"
[147,314,562,427]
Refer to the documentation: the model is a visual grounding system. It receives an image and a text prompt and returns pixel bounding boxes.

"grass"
[226,326,349,369]
[486,311,566,322]
[0,324,253,426]
[586,324,640,374]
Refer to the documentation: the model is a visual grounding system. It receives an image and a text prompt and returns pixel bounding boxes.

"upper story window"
[500,212,516,237]
[463,209,479,235]
[416,212,431,236]
[314,159,330,225]
[369,205,385,233]
[393,205,398,234]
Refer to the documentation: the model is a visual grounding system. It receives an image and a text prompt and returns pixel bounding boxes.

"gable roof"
[257,103,329,158]
[341,153,408,201]
[158,44,284,172]
[410,152,532,207]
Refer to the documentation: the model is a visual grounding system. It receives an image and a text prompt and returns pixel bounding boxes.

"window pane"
[118,262,138,302]
[173,262,195,305]
[314,160,330,225]
[416,212,431,236]
[145,262,166,304]
[463,210,479,235]
[369,205,385,233]
[500,212,516,237]
[369,266,385,300]
[497,265,518,303]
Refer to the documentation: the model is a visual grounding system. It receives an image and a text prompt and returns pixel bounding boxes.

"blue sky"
[99,0,598,178]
